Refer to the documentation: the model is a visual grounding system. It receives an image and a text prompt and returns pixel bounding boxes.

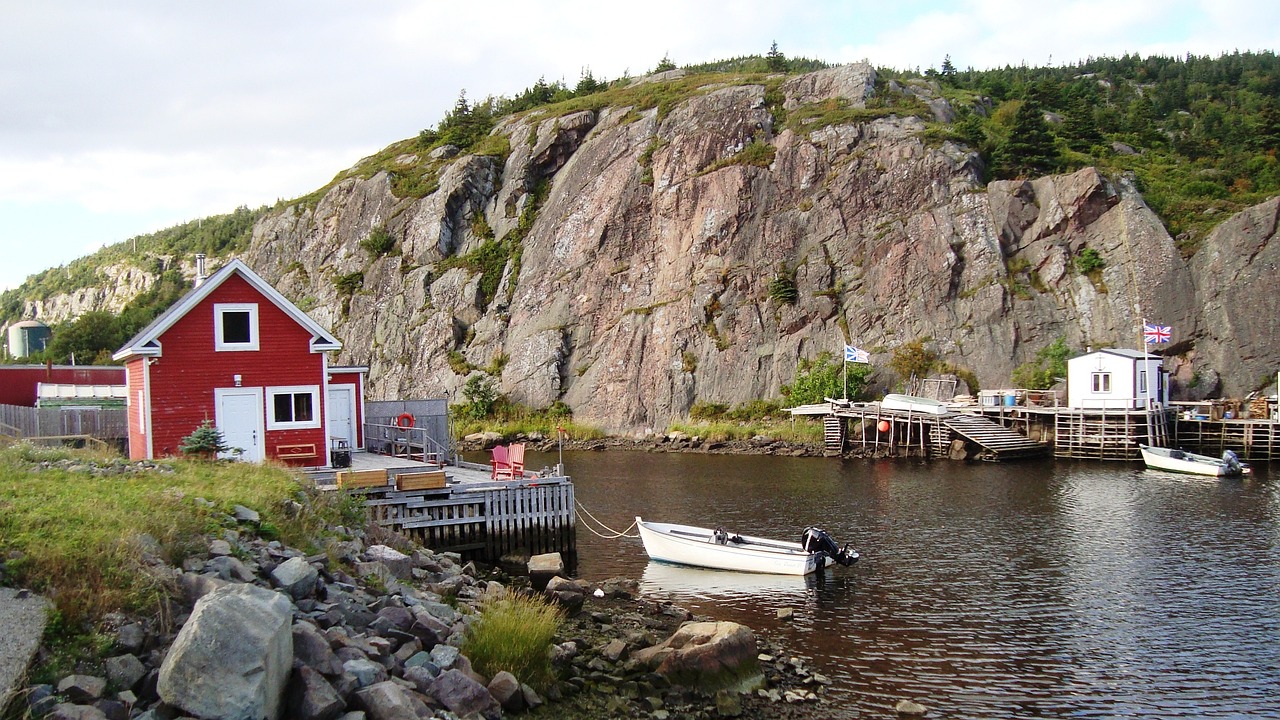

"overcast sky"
[3,0,1278,292]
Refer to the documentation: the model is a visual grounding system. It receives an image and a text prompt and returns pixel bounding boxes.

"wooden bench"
[337,469,389,489]
[276,443,318,460]
[396,469,447,491]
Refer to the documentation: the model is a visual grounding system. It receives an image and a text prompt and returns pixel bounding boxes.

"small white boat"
[635,517,858,576]
[881,393,950,415]
[1139,445,1250,477]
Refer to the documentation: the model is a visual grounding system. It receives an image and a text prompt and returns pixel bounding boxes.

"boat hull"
[1139,445,1245,477]
[636,518,819,575]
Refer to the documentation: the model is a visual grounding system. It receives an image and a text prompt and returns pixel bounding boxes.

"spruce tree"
[766,42,786,72]
[993,99,1059,179]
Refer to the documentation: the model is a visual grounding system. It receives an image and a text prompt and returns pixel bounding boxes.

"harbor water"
[516,448,1280,719]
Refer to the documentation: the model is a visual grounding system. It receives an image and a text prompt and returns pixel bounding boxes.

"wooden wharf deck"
[1173,417,1280,459]
[802,403,1048,460]
[308,456,575,562]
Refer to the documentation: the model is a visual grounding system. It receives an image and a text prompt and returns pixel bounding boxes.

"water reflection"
[475,449,1280,719]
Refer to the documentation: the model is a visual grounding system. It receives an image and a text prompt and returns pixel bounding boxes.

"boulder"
[427,669,497,718]
[543,575,586,613]
[104,655,145,691]
[353,681,417,720]
[285,666,345,720]
[634,621,762,692]
[47,704,106,720]
[364,546,411,580]
[895,698,928,715]
[486,671,523,712]
[271,556,319,600]
[56,676,106,704]
[292,622,343,676]
[157,584,293,720]
[527,552,563,586]
[114,624,146,654]
[232,505,261,524]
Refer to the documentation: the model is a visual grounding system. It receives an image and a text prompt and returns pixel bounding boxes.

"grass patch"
[667,417,824,444]
[0,441,361,626]
[461,592,563,690]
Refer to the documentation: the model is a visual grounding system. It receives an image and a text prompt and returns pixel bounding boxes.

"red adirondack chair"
[507,443,526,479]
[490,444,511,479]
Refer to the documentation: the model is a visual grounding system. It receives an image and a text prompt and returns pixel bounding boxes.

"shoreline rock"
[19,496,841,720]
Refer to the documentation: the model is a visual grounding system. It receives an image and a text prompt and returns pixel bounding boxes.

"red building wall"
[0,365,126,407]
[145,274,328,465]
[327,370,365,447]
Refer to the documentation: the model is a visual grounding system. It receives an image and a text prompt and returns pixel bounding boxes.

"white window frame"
[1092,372,1111,393]
[215,303,260,352]
[266,385,321,430]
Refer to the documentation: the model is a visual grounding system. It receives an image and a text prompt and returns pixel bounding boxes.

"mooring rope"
[575,500,639,539]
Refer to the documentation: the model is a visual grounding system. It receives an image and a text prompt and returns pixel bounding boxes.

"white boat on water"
[1139,445,1250,477]
[635,517,858,576]
[880,393,950,415]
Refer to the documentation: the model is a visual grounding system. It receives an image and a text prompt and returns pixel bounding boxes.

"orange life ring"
[396,413,415,428]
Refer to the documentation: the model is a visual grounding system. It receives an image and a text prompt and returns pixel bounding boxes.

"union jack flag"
[1143,322,1171,344]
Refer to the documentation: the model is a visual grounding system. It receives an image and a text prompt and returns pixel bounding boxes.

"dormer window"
[215,303,259,351]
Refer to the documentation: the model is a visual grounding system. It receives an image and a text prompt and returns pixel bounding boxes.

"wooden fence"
[0,403,128,442]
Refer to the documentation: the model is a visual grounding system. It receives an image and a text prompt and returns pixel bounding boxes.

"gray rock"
[363,546,411,580]
[47,704,106,720]
[232,505,260,524]
[895,698,928,715]
[342,659,388,689]
[427,669,496,718]
[601,638,628,662]
[114,624,145,654]
[271,556,319,600]
[353,681,417,720]
[285,666,345,720]
[527,552,563,581]
[56,676,106,704]
[428,644,460,671]
[292,622,343,676]
[104,655,145,691]
[27,684,57,717]
[372,606,414,633]
[90,700,126,720]
[158,584,293,720]
[206,555,256,583]
[521,682,543,709]
[486,671,522,712]
[400,665,439,695]
[634,621,762,692]
[208,539,232,557]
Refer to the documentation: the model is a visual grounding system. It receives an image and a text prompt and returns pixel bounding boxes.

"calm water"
[504,449,1280,719]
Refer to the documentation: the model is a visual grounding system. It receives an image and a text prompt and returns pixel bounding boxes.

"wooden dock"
[800,402,1048,461]
[1053,407,1173,460]
[1174,417,1280,459]
[310,456,575,562]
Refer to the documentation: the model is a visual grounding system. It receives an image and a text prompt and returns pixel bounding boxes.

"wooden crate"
[337,469,389,489]
[396,470,447,491]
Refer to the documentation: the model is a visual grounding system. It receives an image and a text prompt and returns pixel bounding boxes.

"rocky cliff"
[21,64,1280,431]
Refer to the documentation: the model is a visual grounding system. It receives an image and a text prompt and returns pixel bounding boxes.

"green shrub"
[360,226,396,258]
[178,420,231,459]
[462,592,562,689]
[1074,247,1106,274]
[768,270,798,305]
[690,401,728,420]
[461,375,499,419]
[889,339,938,386]
[781,351,871,404]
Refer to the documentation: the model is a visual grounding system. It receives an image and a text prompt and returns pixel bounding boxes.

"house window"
[1092,372,1111,393]
[215,303,259,351]
[1139,370,1148,394]
[266,386,320,429]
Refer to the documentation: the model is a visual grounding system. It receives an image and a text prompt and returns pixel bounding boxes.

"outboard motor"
[801,527,860,567]
[1223,449,1242,473]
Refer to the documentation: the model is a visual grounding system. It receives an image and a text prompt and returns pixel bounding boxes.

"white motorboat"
[880,393,950,415]
[635,517,858,576]
[1139,445,1250,477]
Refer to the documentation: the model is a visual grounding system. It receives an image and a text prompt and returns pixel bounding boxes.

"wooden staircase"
[942,414,1048,460]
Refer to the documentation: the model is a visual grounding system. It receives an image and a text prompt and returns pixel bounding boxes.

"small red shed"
[113,259,348,467]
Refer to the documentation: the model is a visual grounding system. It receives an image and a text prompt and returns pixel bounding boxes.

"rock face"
[157,584,293,720]
[17,62,1280,428]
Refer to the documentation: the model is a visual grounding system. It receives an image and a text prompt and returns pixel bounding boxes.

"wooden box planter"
[337,469,389,489]
[396,470,447,491]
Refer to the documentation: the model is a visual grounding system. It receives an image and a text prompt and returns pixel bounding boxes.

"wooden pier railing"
[361,474,576,561]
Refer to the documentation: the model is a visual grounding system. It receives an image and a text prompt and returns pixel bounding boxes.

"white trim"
[266,384,322,430]
[143,360,154,460]
[326,383,357,453]
[215,387,266,462]
[113,259,341,360]
[214,303,260,352]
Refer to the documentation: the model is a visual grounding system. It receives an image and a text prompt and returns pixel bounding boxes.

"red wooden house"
[113,259,362,467]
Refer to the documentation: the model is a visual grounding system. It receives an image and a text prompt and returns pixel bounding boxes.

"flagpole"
[843,354,848,400]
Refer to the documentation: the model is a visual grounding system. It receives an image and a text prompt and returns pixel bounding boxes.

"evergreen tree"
[575,67,601,96]
[766,41,786,72]
[654,54,676,73]
[940,54,957,85]
[1061,97,1102,152]
[993,99,1059,178]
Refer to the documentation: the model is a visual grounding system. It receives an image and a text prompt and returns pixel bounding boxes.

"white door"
[215,388,264,462]
[327,384,356,451]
